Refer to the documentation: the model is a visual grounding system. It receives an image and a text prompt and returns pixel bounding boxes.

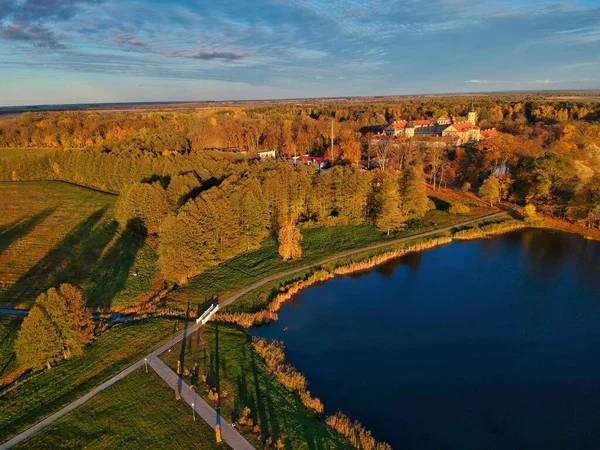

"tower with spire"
[405,116,415,138]
[467,99,477,125]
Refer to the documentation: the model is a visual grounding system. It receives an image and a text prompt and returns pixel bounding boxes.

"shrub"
[449,202,471,214]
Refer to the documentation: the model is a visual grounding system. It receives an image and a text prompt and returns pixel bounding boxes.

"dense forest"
[2,95,599,283]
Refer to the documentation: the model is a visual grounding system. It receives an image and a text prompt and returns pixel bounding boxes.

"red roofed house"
[481,128,500,139]
[382,101,481,144]
[297,154,327,169]
[442,121,481,144]
[384,118,434,137]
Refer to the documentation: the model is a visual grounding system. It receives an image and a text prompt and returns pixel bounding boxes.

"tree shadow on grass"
[85,228,145,309]
[0,207,117,308]
[429,196,451,211]
[0,208,56,256]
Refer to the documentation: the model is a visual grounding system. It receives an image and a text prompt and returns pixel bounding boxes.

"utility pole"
[330,119,334,164]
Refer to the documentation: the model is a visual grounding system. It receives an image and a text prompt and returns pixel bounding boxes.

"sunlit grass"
[0,318,185,442]
[13,368,229,450]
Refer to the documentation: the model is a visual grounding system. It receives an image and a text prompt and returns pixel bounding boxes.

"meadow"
[160,323,350,449]
[0,315,23,381]
[0,181,158,310]
[0,318,185,442]
[13,368,229,450]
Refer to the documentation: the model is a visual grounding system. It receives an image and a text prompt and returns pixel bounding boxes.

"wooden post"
[175,359,181,400]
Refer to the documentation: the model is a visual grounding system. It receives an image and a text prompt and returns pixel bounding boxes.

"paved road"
[149,356,255,450]
[1,208,510,449]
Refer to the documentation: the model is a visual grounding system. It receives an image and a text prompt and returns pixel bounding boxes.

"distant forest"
[1,95,599,282]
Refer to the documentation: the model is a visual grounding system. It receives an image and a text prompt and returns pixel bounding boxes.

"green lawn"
[0,181,158,310]
[0,318,186,442]
[160,323,350,449]
[14,368,229,450]
[0,315,23,380]
[170,196,493,311]
[0,148,57,159]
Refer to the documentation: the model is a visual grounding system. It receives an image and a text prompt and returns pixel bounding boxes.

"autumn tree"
[278,221,303,260]
[479,175,501,206]
[15,284,94,369]
[402,165,430,219]
[115,182,169,234]
[376,173,405,235]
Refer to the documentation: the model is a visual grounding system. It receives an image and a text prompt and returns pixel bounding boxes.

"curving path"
[1,208,511,449]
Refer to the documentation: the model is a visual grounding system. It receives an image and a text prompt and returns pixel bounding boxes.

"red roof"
[447,122,479,132]
[390,119,431,130]
[481,128,500,138]
[299,155,326,163]
[390,121,407,130]
[413,119,432,126]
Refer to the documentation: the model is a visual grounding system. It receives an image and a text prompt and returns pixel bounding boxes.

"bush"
[449,202,471,214]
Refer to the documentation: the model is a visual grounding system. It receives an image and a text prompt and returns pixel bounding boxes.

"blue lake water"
[252,229,600,449]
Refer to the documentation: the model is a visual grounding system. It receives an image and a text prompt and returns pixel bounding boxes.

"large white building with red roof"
[383,101,482,144]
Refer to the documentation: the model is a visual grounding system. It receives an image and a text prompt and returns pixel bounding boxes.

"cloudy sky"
[1,0,599,106]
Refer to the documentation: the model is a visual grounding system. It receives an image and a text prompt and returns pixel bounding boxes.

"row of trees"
[113,161,430,284]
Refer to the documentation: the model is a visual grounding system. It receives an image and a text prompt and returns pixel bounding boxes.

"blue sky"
[1,0,599,106]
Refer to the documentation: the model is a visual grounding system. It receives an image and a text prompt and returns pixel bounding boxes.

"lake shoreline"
[250,227,600,450]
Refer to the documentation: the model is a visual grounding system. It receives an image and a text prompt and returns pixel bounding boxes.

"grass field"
[14,368,229,450]
[0,315,23,381]
[0,181,158,310]
[0,318,186,442]
[160,323,349,449]
[170,190,493,310]
[0,148,57,159]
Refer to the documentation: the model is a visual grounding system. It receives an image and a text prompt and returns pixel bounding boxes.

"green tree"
[376,173,405,235]
[15,284,94,369]
[479,175,501,206]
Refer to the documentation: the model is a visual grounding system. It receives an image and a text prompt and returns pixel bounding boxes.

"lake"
[252,229,600,450]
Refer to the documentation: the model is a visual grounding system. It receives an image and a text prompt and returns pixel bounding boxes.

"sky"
[0,0,599,106]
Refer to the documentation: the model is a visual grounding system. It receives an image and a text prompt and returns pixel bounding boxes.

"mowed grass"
[0,148,57,159]
[0,181,158,310]
[14,368,229,450]
[0,318,186,442]
[170,193,494,310]
[0,315,23,380]
[161,323,349,449]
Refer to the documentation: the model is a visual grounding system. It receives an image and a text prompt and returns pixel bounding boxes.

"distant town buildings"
[383,101,483,145]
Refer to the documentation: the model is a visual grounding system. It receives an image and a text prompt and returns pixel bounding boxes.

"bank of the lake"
[252,229,600,450]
